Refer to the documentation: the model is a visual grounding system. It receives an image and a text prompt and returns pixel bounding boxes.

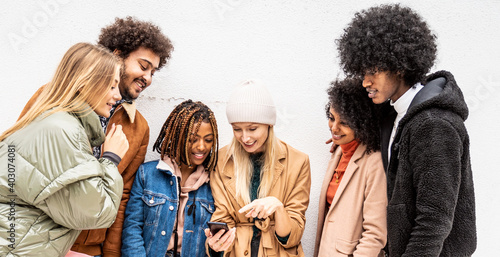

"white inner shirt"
[388,83,423,161]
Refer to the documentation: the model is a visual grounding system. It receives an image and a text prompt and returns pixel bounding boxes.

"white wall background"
[1,0,499,256]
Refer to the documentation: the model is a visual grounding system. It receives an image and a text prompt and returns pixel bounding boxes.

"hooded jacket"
[18,86,150,256]
[208,140,311,257]
[0,110,123,257]
[381,71,476,256]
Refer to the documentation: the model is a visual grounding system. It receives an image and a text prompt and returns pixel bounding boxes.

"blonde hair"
[0,42,122,141]
[229,126,281,205]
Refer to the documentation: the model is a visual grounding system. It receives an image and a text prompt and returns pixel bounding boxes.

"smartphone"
[207,221,229,236]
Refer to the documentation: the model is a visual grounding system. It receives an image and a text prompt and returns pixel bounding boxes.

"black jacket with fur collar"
[381,70,476,256]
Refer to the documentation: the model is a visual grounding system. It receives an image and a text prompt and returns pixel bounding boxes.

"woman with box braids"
[153,100,219,171]
[122,100,219,257]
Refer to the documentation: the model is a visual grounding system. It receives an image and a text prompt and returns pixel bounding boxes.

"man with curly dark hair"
[18,17,174,257]
[98,16,173,101]
[337,4,476,257]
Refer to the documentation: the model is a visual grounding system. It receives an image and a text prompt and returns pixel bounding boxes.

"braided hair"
[153,100,219,171]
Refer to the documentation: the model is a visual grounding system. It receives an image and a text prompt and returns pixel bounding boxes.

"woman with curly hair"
[314,78,387,257]
[122,100,219,257]
[337,4,476,256]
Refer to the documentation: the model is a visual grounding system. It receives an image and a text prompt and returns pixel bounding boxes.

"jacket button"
[244,250,249,256]
[161,231,166,235]
[169,206,174,211]
[149,199,154,204]
[170,180,173,185]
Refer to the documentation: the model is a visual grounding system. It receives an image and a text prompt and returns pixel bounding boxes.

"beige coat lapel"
[316,148,342,236]
[319,150,342,213]
[271,143,286,189]
[329,144,365,209]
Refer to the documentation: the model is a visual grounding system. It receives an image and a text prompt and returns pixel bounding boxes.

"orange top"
[326,140,359,208]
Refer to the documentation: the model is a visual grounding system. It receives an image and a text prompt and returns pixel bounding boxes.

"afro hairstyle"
[337,4,437,86]
[98,16,174,69]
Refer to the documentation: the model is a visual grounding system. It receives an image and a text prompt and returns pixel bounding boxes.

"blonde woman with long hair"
[0,42,128,256]
[205,80,311,257]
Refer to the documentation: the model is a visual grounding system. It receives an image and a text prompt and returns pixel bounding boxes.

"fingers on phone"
[216,228,235,251]
[204,228,211,237]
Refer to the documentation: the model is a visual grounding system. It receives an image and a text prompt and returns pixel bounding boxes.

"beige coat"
[209,140,311,257]
[314,144,387,257]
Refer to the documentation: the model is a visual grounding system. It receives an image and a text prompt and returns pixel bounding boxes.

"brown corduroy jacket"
[19,86,150,257]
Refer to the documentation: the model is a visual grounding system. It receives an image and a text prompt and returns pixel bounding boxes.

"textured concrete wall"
[1,0,499,255]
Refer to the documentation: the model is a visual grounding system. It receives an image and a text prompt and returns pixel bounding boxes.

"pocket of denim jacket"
[199,201,215,226]
[141,192,167,225]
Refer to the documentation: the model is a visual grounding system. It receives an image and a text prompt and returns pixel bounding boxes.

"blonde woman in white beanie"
[204,80,311,257]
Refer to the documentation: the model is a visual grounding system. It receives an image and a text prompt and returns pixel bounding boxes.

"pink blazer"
[314,143,387,257]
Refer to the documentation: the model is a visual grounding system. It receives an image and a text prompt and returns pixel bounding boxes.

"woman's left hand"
[239,197,284,219]
[205,227,236,252]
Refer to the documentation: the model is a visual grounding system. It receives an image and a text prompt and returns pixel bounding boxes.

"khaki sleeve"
[277,155,311,248]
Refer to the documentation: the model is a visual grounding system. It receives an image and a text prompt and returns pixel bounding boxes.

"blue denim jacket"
[122,160,214,257]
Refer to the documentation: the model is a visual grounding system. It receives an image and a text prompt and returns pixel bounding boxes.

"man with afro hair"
[18,17,173,257]
[337,4,476,257]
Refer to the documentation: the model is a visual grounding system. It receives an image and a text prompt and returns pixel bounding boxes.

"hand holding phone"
[207,221,229,236]
[204,224,236,252]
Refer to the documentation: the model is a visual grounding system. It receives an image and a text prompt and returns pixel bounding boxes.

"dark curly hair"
[326,78,380,153]
[98,16,174,69]
[337,4,437,86]
[153,100,219,171]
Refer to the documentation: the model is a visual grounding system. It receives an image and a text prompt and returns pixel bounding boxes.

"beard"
[118,66,138,101]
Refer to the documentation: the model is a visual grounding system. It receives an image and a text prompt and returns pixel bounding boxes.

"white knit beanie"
[226,79,276,125]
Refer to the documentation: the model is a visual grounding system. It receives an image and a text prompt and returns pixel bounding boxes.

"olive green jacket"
[0,110,123,256]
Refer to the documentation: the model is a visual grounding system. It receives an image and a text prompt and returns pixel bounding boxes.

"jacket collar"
[156,157,209,190]
[156,158,176,176]
[391,83,424,118]
[70,105,105,147]
[328,143,367,209]
[388,71,467,166]
[115,100,137,123]
[409,77,445,110]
